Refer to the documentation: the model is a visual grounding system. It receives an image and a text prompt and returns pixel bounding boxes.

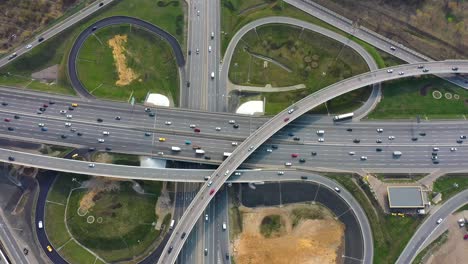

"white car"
[398,71,404,75]
[234,172,242,176]
[215,127,221,131]
[266,148,273,153]
[208,45,212,52]
[390,46,396,51]
[65,122,71,127]
[387,69,393,73]
[205,214,208,221]
[88,163,95,168]
[376,128,383,133]
[436,218,443,224]
[157,151,164,156]
[450,147,457,152]
[66,114,72,119]
[360,156,368,161]
[285,162,292,166]
[189,124,196,128]
[334,187,341,192]
[228,120,236,124]
[348,151,355,155]
[231,142,238,146]
[102,131,110,135]
[388,136,395,140]
[248,146,254,151]
[26,44,32,49]
[98,138,105,143]
[288,108,294,114]
[38,123,45,127]
[318,138,324,142]
[165,121,172,125]
[38,221,43,229]
[60,110,67,114]
[207,180,212,186]
[277,171,284,175]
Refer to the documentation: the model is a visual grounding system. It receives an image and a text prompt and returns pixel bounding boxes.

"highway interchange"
[0,0,467,264]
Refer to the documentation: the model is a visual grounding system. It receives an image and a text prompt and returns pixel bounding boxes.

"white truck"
[195,149,205,154]
[171,146,181,152]
[169,219,175,230]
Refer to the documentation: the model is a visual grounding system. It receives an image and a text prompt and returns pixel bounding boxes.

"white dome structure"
[146,93,170,107]
[236,100,264,115]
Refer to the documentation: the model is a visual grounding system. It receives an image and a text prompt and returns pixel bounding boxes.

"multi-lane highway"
[0,1,116,69]
[158,60,468,264]
[397,190,468,264]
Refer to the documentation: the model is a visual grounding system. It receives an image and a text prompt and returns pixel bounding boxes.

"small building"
[387,186,425,211]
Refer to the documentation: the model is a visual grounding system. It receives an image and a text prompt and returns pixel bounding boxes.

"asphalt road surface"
[158,61,468,264]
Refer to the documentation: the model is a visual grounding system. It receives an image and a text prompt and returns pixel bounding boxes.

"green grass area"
[457,204,468,212]
[221,0,388,67]
[259,214,283,238]
[433,175,468,201]
[290,205,325,227]
[228,186,243,239]
[45,203,71,248]
[0,0,185,96]
[325,173,422,264]
[92,152,141,166]
[58,240,97,264]
[368,76,468,119]
[77,24,179,103]
[66,181,161,262]
[412,230,448,264]
[231,24,371,115]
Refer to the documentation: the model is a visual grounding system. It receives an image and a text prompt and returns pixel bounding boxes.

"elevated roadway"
[0,0,116,69]
[397,190,468,264]
[158,60,468,264]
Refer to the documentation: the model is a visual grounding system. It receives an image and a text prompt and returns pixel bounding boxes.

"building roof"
[387,186,425,208]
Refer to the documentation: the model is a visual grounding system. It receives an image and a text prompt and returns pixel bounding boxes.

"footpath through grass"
[368,76,468,119]
[0,0,185,98]
[46,173,164,263]
[324,173,422,264]
[77,24,179,103]
[432,174,468,201]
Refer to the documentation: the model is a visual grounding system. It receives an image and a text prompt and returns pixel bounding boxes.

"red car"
[291,153,298,158]
[464,234,468,240]
[194,128,201,133]
[4,118,10,122]
[284,117,290,122]
[43,104,48,108]
[209,189,215,195]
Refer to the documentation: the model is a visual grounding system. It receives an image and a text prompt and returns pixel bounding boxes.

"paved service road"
[158,60,468,264]
[68,16,185,98]
[396,189,468,264]
[0,0,116,69]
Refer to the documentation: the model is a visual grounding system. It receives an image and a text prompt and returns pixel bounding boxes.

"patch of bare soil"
[233,204,344,264]
[426,213,468,264]
[107,34,138,86]
[79,177,120,212]
[155,182,173,230]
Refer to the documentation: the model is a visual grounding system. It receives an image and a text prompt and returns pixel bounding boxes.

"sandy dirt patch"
[79,178,120,212]
[426,212,468,264]
[233,204,344,264]
[107,34,138,86]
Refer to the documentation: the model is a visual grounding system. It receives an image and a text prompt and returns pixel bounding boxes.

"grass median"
[433,174,468,201]
[231,24,371,115]
[0,0,185,97]
[77,24,179,103]
[46,173,164,263]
